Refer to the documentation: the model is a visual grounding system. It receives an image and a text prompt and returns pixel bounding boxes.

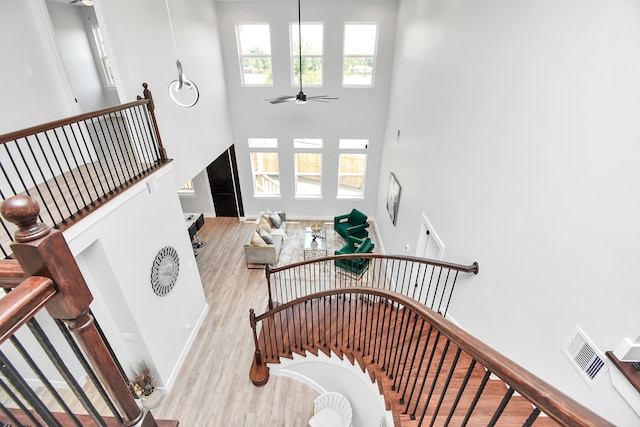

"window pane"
[180,180,194,191]
[239,24,271,55]
[251,152,280,195]
[291,24,323,86]
[248,138,278,148]
[291,24,323,55]
[92,25,116,88]
[338,154,366,197]
[293,138,323,149]
[343,24,377,87]
[293,57,322,86]
[344,24,377,55]
[344,58,373,85]
[295,153,322,197]
[242,58,272,85]
[339,139,369,149]
[237,24,273,86]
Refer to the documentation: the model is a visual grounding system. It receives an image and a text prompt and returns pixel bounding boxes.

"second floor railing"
[0,83,169,257]
[265,254,479,316]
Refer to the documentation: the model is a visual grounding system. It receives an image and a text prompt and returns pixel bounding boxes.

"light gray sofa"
[244,212,287,268]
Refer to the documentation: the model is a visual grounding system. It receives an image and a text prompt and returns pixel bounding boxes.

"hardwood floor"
[150,217,320,427]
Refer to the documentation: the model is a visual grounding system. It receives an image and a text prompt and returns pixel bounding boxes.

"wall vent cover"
[563,326,608,388]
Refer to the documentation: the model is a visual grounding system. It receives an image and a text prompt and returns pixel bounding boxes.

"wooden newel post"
[137,82,167,161]
[265,265,274,310]
[1,195,154,427]
[248,309,269,387]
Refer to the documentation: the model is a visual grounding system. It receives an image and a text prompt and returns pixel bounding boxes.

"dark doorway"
[207,145,244,217]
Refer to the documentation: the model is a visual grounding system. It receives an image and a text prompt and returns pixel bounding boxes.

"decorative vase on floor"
[141,389,162,409]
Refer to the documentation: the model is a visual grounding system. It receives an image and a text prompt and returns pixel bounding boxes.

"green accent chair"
[334,209,369,240]
[334,236,375,277]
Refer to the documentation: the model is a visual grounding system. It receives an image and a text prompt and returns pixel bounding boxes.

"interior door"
[413,214,446,309]
[206,145,243,217]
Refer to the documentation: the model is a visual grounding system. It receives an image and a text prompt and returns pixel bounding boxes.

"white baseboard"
[162,302,210,393]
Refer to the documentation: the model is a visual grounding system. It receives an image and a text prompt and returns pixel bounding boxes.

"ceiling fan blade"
[267,96,296,104]
[308,99,330,103]
[307,95,339,100]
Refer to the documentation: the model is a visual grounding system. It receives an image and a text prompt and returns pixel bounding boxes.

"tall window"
[237,24,273,86]
[343,23,378,86]
[249,138,279,196]
[91,25,116,88]
[294,139,323,197]
[291,23,323,86]
[337,139,368,198]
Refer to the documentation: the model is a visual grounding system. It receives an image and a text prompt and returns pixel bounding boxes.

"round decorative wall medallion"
[150,246,179,296]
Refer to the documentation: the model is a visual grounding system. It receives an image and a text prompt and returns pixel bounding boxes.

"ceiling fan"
[267,0,338,105]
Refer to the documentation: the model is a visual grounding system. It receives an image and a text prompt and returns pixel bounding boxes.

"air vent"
[563,326,608,388]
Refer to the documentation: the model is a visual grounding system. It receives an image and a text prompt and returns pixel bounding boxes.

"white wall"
[0,0,77,133]
[377,0,640,424]
[178,168,216,216]
[46,3,119,112]
[94,0,236,190]
[215,1,398,219]
[64,165,209,391]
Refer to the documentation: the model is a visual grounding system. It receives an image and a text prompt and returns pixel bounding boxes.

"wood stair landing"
[253,295,560,427]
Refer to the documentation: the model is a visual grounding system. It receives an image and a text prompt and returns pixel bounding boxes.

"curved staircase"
[252,292,563,426]
[248,255,612,427]
[250,254,612,427]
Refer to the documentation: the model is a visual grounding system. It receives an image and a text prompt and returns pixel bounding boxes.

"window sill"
[336,195,365,200]
[254,194,281,199]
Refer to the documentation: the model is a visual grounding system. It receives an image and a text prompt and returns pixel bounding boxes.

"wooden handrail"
[0,259,28,288]
[0,99,149,145]
[266,254,479,275]
[253,287,612,427]
[0,275,55,344]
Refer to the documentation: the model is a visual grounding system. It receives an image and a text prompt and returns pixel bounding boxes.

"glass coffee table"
[304,226,327,260]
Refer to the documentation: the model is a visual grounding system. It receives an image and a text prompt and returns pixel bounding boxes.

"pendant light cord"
[165,0,179,59]
[298,0,303,92]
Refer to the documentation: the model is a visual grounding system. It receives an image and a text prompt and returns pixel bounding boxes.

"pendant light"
[165,0,199,108]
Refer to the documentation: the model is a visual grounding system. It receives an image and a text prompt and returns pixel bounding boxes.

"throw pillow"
[258,229,274,244]
[262,213,273,226]
[250,231,268,246]
[258,217,272,233]
[269,212,282,229]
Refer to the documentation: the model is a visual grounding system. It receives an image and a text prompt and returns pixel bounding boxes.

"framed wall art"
[386,172,401,225]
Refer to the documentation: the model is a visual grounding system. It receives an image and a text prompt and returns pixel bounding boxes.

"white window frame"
[236,23,273,87]
[91,25,116,89]
[342,23,379,88]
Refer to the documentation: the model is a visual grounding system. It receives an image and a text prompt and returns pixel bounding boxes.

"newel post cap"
[0,195,50,243]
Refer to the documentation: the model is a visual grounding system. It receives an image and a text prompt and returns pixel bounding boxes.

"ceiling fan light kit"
[266,0,338,105]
